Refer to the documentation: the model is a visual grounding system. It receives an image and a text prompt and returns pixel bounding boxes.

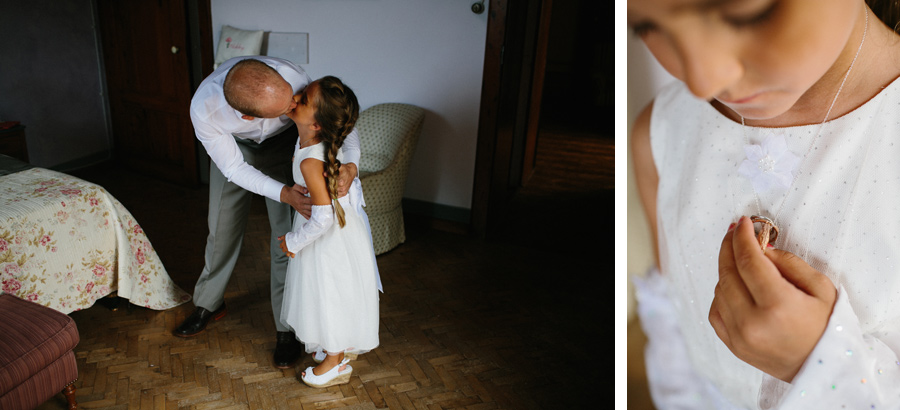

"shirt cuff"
[263,179,284,203]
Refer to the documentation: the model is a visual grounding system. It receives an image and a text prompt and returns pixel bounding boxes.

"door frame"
[470,0,550,238]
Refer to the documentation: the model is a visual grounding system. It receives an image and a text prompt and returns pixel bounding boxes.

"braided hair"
[311,76,359,228]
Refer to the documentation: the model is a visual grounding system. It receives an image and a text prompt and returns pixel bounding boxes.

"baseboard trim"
[402,198,469,223]
[402,198,471,234]
[48,151,112,173]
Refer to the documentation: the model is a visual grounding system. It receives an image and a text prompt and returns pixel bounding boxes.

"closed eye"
[630,21,658,37]
[722,1,778,28]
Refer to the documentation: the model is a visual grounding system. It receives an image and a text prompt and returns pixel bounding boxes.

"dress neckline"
[700,74,900,132]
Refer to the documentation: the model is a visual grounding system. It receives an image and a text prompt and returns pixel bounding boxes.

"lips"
[718,91,762,105]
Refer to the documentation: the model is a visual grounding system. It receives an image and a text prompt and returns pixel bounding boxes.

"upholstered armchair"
[0,293,79,410]
[356,103,425,255]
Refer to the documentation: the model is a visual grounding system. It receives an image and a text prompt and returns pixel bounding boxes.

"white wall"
[0,0,108,169]
[211,0,489,210]
[626,33,675,320]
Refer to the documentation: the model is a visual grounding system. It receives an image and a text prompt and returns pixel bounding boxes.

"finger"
[277,235,284,241]
[717,220,754,309]
[765,249,836,299]
[709,297,733,347]
[732,216,786,306]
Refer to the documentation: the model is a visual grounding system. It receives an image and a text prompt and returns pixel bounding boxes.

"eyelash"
[630,22,657,38]
[724,2,778,28]
[630,2,777,37]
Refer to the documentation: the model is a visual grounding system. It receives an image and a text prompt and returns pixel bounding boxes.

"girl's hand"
[277,235,295,258]
[709,216,837,382]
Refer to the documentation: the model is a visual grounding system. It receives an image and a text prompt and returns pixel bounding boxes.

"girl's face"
[289,81,321,138]
[628,0,864,121]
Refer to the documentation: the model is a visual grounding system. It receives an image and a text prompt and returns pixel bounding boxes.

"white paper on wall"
[266,32,309,65]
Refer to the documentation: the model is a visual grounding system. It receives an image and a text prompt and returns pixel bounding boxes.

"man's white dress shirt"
[189,56,361,202]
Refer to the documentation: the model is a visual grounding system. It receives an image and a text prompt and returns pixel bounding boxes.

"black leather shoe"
[273,331,303,369]
[173,304,226,337]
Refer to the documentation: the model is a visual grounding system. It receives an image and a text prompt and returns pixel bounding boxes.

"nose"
[675,31,743,100]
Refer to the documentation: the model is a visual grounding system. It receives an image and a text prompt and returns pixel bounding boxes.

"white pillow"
[214,25,264,69]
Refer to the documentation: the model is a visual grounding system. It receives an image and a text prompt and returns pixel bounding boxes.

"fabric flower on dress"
[738,132,801,193]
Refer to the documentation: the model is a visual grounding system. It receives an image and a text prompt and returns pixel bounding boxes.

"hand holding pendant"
[709,216,837,382]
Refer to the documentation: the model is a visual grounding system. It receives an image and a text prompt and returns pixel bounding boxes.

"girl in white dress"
[630,0,900,408]
[277,76,381,388]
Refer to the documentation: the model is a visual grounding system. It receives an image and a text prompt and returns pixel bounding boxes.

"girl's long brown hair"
[312,76,359,228]
[868,0,900,33]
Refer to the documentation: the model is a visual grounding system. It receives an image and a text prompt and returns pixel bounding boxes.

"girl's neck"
[299,134,320,149]
[724,12,900,128]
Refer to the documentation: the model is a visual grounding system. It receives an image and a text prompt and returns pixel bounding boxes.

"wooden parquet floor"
[35,128,609,410]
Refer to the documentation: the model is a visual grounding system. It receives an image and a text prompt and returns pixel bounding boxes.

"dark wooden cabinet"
[0,125,29,163]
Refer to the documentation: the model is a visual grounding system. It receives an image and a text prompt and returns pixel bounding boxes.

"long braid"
[312,76,359,228]
[325,140,346,227]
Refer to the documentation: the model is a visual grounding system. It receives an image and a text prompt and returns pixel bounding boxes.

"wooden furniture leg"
[63,383,77,410]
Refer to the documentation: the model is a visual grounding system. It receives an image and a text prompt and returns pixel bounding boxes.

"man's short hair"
[223,59,283,118]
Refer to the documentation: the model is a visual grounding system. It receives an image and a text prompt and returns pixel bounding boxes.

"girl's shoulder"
[296,142,328,163]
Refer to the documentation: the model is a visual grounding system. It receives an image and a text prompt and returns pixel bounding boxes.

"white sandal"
[301,358,352,388]
[313,349,357,363]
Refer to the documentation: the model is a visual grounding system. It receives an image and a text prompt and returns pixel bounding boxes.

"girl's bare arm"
[632,100,660,266]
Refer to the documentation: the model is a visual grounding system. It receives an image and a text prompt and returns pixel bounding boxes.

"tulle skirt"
[280,198,380,355]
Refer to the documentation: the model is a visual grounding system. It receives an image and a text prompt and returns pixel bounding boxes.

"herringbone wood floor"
[35,129,610,410]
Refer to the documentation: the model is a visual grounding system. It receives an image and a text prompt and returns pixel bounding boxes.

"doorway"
[95,0,212,186]
[472,0,613,238]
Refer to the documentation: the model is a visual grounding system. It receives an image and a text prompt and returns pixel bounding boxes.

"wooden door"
[97,0,198,185]
[471,0,546,237]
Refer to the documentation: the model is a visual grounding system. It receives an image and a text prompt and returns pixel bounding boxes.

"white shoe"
[301,358,352,388]
[313,349,357,363]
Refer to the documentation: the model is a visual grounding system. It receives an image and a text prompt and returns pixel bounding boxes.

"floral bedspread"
[0,167,190,313]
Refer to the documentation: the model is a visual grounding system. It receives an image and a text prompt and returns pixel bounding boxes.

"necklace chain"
[741,6,868,227]
[298,135,317,149]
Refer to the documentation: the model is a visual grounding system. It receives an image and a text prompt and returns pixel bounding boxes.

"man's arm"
[193,119,311,215]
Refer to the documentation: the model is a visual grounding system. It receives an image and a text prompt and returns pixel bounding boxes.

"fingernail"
[727,223,736,232]
[766,243,774,249]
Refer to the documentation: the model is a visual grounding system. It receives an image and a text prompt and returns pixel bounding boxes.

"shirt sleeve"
[760,285,900,409]
[341,127,361,166]
[192,116,284,202]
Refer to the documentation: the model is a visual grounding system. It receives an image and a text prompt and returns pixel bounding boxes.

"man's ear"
[241,114,255,121]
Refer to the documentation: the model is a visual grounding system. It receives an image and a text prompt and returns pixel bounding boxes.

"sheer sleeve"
[284,204,334,253]
[759,286,900,409]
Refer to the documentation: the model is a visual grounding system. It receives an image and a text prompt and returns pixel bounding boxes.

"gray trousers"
[193,126,296,332]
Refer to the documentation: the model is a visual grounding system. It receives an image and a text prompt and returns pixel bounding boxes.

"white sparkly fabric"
[644,77,900,409]
[280,141,382,356]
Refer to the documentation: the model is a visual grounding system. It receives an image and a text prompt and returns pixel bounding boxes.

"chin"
[718,100,796,123]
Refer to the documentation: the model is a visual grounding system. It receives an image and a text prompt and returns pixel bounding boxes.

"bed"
[0,154,190,314]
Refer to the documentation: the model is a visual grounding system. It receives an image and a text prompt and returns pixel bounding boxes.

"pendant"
[750,215,779,253]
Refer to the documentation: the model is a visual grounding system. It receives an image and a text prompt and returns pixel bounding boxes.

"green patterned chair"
[356,103,425,255]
